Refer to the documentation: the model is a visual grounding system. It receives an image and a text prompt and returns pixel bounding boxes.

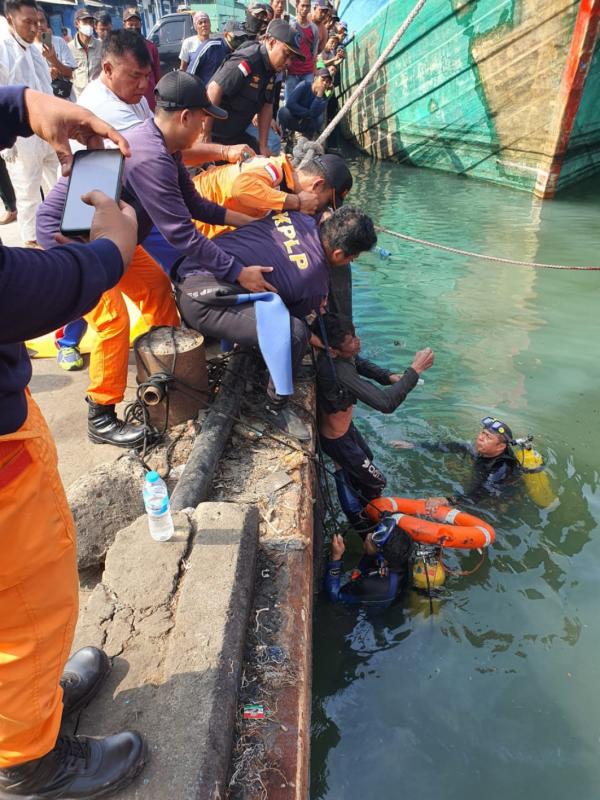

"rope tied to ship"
[315,0,430,146]
[375,225,600,271]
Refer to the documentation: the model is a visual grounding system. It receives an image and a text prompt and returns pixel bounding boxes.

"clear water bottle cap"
[146,471,160,483]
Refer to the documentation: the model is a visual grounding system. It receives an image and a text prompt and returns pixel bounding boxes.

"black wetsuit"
[325,554,409,608]
[419,441,521,503]
[316,352,419,501]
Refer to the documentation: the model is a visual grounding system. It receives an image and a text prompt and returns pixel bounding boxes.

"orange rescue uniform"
[84,245,180,405]
[0,396,78,767]
[192,155,295,239]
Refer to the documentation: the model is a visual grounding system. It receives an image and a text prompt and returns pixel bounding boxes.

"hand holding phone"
[60,149,125,237]
[56,191,138,267]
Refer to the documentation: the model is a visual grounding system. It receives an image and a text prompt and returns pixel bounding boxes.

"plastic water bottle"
[143,471,174,542]
[373,245,392,259]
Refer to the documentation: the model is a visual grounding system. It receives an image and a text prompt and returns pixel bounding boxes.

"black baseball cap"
[154,72,228,118]
[315,67,333,80]
[315,154,353,207]
[74,7,96,21]
[266,18,304,59]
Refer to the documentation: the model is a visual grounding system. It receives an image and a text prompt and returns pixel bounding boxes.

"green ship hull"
[338,0,600,196]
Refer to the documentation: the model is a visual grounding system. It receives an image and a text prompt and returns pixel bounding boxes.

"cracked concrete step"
[70,502,258,800]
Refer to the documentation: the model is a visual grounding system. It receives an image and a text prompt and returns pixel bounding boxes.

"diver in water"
[314,313,434,534]
[325,516,412,607]
[393,416,521,510]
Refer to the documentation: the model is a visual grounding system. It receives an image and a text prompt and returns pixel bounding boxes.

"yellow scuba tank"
[412,545,446,590]
[512,436,557,509]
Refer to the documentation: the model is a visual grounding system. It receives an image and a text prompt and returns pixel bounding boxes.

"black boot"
[87,399,147,449]
[61,647,111,718]
[0,731,146,798]
[264,396,311,442]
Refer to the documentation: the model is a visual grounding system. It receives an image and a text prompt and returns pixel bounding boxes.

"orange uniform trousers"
[84,245,180,406]
[0,396,78,768]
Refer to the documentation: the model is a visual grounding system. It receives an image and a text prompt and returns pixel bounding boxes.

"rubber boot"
[0,731,147,798]
[61,647,111,717]
[87,399,147,449]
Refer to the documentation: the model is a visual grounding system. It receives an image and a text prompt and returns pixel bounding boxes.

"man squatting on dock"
[0,5,388,793]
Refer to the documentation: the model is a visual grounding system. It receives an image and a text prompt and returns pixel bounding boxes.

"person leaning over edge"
[0,85,148,799]
[191,151,353,236]
[175,206,377,441]
[314,313,434,535]
[36,71,269,446]
[204,18,304,155]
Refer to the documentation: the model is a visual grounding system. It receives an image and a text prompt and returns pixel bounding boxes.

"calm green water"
[311,157,600,800]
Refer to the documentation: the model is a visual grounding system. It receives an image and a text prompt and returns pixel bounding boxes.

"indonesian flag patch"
[238,60,251,77]
[264,162,281,185]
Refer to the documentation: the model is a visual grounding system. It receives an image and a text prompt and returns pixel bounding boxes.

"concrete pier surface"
[20,290,316,800]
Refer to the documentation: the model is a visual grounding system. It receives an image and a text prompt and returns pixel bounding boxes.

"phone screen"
[60,150,124,237]
[41,30,52,47]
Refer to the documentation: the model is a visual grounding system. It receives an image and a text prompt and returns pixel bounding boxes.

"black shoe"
[61,647,111,718]
[264,399,311,442]
[0,731,147,798]
[87,399,147,449]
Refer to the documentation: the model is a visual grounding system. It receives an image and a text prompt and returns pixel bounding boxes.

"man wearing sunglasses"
[325,518,411,607]
[393,416,520,510]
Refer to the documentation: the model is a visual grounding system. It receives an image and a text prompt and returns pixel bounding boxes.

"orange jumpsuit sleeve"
[225,168,288,217]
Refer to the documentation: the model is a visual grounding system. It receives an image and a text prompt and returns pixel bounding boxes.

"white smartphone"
[60,149,124,238]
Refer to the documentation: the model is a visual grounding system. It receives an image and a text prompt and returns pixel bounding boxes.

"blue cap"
[146,471,160,482]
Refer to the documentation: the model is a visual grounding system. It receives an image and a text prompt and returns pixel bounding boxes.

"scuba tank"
[511,435,557,509]
[412,543,446,591]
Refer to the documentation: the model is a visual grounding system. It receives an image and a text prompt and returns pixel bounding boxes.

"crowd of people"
[0,0,530,795]
[0,1,378,796]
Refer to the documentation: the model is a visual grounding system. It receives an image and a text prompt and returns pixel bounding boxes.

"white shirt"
[77,77,152,132]
[34,34,77,69]
[0,28,53,93]
[179,34,204,63]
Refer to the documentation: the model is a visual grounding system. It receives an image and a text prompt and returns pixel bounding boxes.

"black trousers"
[175,273,308,393]
[277,106,320,139]
[0,158,16,213]
[321,422,387,501]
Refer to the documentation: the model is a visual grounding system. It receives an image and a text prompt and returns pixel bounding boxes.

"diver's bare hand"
[424,497,448,515]
[411,347,434,374]
[237,266,277,293]
[331,533,345,560]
